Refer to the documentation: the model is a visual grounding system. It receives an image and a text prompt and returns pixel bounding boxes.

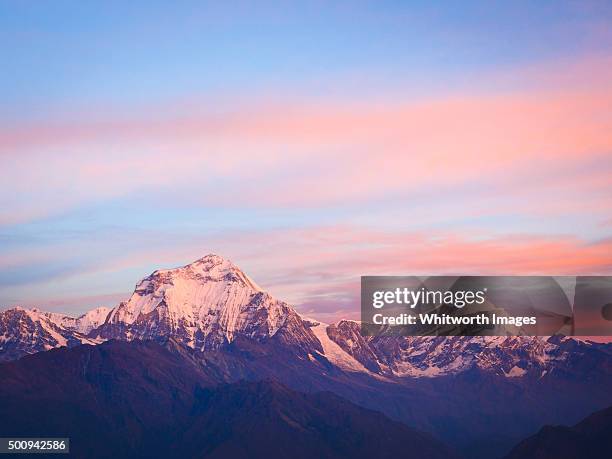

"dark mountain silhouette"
[0,339,459,459]
[505,405,612,459]
[180,379,458,459]
[184,333,612,459]
[2,337,610,459]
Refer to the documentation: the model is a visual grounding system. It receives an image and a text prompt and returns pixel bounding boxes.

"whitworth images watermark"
[361,276,612,336]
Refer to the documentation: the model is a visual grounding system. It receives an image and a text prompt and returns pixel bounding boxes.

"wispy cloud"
[1,55,612,225]
[2,54,612,317]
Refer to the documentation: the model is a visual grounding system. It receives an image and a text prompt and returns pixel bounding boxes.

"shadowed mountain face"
[505,406,612,459]
[1,337,610,459]
[0,340,459,459]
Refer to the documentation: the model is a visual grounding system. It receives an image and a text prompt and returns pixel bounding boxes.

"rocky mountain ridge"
[1,254,609,383]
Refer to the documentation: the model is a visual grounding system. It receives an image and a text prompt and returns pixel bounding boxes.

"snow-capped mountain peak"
[96,254,317,351]
[178,254,262,291]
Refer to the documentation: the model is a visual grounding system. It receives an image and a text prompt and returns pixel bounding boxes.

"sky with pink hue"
[1,1,612,323]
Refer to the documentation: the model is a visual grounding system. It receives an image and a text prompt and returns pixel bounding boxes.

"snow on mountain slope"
[309,320,373,374]
[42,306,111,334]
[0,307,102,362]
[73,307,112,334]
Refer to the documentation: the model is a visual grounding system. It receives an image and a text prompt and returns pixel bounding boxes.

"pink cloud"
[1,56,612,223]
[235,227,612,322]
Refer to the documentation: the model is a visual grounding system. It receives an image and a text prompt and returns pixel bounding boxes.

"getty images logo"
[372,287,488,309]
[362,276,612,337]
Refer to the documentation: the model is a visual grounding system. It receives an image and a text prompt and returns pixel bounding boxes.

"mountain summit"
[92,254,320,352]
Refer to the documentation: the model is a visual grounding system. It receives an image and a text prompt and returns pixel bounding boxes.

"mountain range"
[1,254,611,458]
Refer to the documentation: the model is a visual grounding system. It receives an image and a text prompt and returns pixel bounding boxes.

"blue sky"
[3,1,611,116]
